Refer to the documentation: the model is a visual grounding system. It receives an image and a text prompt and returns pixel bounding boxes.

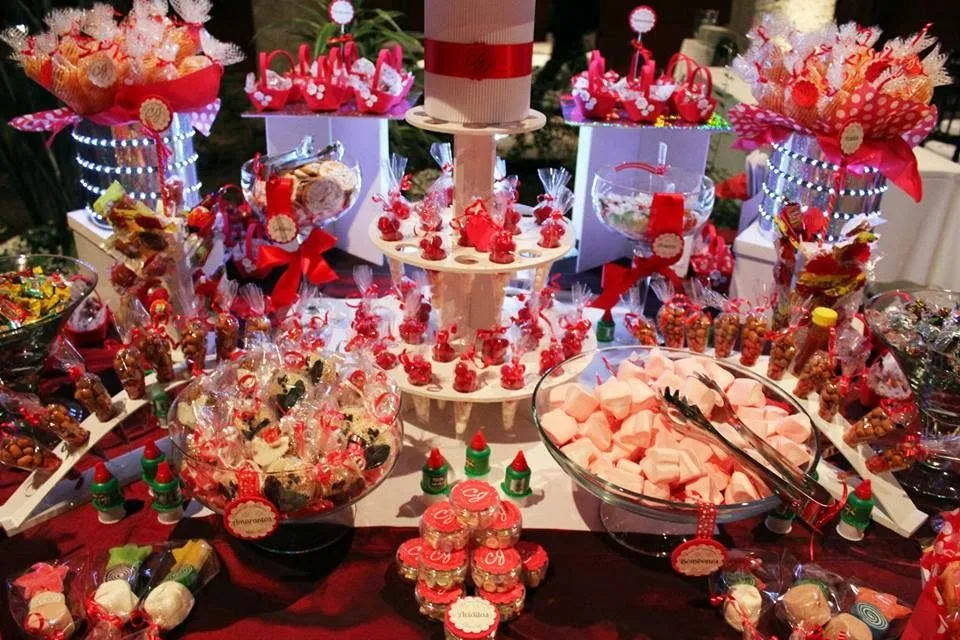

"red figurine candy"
[453,350,480,393]
[490,229,516,264]
[539,340,565,376]
[420,235,446,261]
[500,358,526,390]
[476,327,509,366]
[432,325,457,363]
[373,338,398,370]
[378,215,403,241]
[538,212,566,249]
[400,351,432,386]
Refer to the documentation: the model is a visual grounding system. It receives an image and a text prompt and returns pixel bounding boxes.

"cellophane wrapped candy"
[428,142,454,209]
[623,286,658,346]
[652,276,687,349]
[214,277,240,361]
[112,296,148,399]
[739,298,772,367]
[533,167,573,225]
[793,351,834,399]
[240,283,272,342]
[170,342,401,519]
[52,338,117,422]
[559,283,594,359]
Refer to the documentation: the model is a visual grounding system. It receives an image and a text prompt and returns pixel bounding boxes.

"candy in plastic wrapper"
[533,167,573,225]
[214,278,240,361]
[865,434,926,473]
[844,407,895,445]
[427,142,454,209]
[740,301,772,367]
[51,338,118,422]
[652,276,687,349]
[112,297,149,399]
[240,284,272,341]
[776,563,843,632]
[622,286,657,346]
[818,378,842,422]
[793,351,834,399]
[8,560,80,639]
[0,434,62,472]
[709,548,795,637]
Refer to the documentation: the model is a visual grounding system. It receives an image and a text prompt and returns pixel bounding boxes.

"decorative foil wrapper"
[758,133,887,239]
[73,113,200,213]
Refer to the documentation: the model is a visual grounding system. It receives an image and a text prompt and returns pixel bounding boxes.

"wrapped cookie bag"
[8,560,84,639]
[710,548,794,638]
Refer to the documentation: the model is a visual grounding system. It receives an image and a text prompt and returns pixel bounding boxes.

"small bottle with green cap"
[91,462,126,524]
[464,431,491,477]
[836,479,875,541]
[792,306,838,375]
[149,386,171,422]
[140,440,166,496]
[764,502,796,535]
[421,448,450,501]
[151,461,184,525]
[596,309,616,343]
[501,450,532,500]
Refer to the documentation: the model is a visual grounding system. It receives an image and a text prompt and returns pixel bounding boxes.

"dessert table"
[0,352,929,639]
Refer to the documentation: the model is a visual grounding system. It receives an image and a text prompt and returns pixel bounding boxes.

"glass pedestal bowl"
[591,163,715,242]
[0,255,97,391]
[239,138,362,231]
[865,288,960,506]
[533,346,820,556]
[168,349,402,554]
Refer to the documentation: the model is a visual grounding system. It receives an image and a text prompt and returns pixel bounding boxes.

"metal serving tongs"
[659,375,836,527]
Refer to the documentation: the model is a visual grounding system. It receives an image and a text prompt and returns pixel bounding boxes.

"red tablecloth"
[0,468,927,639]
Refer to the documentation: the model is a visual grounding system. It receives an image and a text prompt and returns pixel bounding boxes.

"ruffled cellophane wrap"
[727,16,950,201]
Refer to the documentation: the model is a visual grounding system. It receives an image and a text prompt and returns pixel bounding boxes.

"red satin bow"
[591,193,685,310]
[690,224,734,277]
[255,229,337,308]
[817,133,922,202]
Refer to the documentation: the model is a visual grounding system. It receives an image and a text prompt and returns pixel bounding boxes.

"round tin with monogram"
[516,541,549,588]
[396,537,423,582]
[449,480,500,530]
[471,547,521,593]
[416,581,463,621]
[418,546,469,590]
[421,501,471,552]
[478,583,525,621]
[472,501,522,550]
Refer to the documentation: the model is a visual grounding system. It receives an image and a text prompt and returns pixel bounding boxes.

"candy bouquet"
[3,1,242,141]
[730,16,948,225]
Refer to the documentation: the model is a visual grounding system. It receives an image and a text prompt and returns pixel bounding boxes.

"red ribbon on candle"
[591,192,686,311]
[424,40,534,80]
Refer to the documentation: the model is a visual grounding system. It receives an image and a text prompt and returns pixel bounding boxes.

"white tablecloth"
[710,67,960,290]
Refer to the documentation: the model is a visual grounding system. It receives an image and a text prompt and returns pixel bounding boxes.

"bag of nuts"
[113,296,149,400]
[214,277,240,361]
[739,293,774,367]
[844,406,896,445]
[0,433,61,472]
[0,386,89,448]
[766,302,810,381]
[793,351,835,399]
[622,286,658,346]
[652,276,688,349]
[50,338,119,423]
[240,283,273,342]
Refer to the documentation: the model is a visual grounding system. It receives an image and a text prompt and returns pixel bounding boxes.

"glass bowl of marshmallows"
[533,345,820,554]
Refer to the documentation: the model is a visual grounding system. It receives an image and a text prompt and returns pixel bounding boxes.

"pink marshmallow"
[628,379,658,412]
[763,405,789,421]
[590,456,616,476]
[736,406,766,423]
[774,413,812,443]
[742,418,772,439]
[703,360,736,391]
[677,449,706,484]
[713,421,747,448]
[641,448,681,484]
[768,435,813,468]
[617,358,647,382]
[599,468,645,494]
[547,383,574,409]
[685,475,714,502]
[708,441,731,463]
[675,357,708,379]
[620,411,657,448]
[597,378,633,420]
[678,437,714,466]
[726,378,766,408]
[704,462,731,491]
[644,347,675,378]
[642,481,671,500]
[541,408,579,447]
[584,414,614,451]
[653,426,679,449]
[611,434,643,461]
[561,438,601,468]
[654,371,686,394]
[682,376,717,418]
[725,471,761,504]
[616,458,643,475]
[563,384,600,422]
[603,444,634,463]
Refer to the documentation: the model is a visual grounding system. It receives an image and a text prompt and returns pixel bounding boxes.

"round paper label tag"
[629,6,657,34]
[328,0,355,25]
[840,121,864,156]
[266,213,299,244]
[652,232,684,260]
[223,496,280,540]
[446,596,499,636]
[671,538,727,576]
[138,97,173,132]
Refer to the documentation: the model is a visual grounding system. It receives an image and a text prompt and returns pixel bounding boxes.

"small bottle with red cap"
[421,448,451,502]
[464,431,491,478]
[140,440,166,496]
[151,461,184,525]
[90,462,126,524]
[836,480,875,542]
[501,451,532,501]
